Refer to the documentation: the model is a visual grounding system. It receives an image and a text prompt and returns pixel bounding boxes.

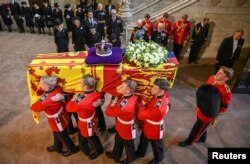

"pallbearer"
[136,78,170,164]
[105,79,138,164]
[30,75,79,157]
[66,75,104,160]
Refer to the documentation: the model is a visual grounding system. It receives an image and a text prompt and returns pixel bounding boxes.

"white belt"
[146,119,164,139]
[117,117,137,139]
[146,119,164,125]
[117,117,134,124]
[46,106,63,118]
[45,106,64,132]
[78,112,95,122]
[78,113,95,136]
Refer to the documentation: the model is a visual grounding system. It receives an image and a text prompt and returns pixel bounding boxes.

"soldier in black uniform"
[11,0,24,33]
[105,0,115,19]
[130,19,148,43]
[72,16,86,51]
[95,3,106,39]
[76,4,85,24]
[86,26,101,48]
[188,18,209,64]
[33,3,45,34]
[53,3,63,23]
[64,4,74,32]
[21,1,35,33]
[54,18,69,52]
[106,9,123,41]
[42,0,53,35]
[151,22,168,47]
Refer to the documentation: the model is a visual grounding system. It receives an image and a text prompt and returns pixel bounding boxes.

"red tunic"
[106,95,138,140]
[206,75,232,114]
[138,93,170,140]
[154,18,172,36]
[66,91,103,137]
[30,87,69,132]
[172,19,190,44]
[142,20,154,37]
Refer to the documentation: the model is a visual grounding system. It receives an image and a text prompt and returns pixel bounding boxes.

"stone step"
[131,0,178,22]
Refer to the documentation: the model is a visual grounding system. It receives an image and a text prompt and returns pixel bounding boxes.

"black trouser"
[183,117,210,144]
[67,112,78,133]
[188,42,203,63]
[111,133,136,163]
[173,43,183,60]
[136,132,164,162]
[14,16,24,32]
[52,129,78,154]
[96,106,106,130]
[78,130,103,156]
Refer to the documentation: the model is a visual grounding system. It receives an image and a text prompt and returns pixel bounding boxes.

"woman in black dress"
[21,1,35,33]
[33,3,45,34]
[72,16,86,51]
[54,18,69,53]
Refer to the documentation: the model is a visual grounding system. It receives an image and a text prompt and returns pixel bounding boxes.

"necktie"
[90,19,93,26]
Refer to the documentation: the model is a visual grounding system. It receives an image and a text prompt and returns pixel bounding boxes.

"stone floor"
[0,31,249,164]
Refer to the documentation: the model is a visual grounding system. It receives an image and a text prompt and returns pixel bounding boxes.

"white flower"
[125,41,168,68]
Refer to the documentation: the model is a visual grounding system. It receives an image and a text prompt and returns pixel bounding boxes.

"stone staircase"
[130,0,178,22]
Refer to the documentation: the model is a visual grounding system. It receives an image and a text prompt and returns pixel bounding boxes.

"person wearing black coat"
[53,3,63,23]
[106,9,123,40]
[86,0,97,13]
[86,26,101,48]
[72,17,86,51]
[151,22,168,47]
[188,18,209,64]
[109,33,121,47]
[54,18,69,52]
[215,29,244,73]
[105,0,115,18]
[11,0,24,33]
[42,1,53,35]
[76,4,85,24]
[0,2,13,32]
[64,4,74,32]
[21,1,35,33]
[33,3,45,34]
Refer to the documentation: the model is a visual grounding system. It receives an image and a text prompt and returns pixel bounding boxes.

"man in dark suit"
[83,10,98,38]
[215,29,244,73]
[106,9,123,41]
[105,0,115,18]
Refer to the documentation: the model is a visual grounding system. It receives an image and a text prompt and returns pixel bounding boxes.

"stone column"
[117,0,133,47]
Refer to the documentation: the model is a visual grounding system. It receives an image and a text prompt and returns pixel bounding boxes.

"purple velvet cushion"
[85,47,123,65]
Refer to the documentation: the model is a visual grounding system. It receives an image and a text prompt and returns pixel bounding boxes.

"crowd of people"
[0,0,245,67]
[1,0,246,163]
